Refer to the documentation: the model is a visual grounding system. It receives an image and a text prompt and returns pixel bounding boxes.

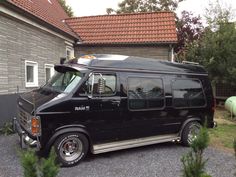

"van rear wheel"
[54,132,88,167]
[181,121,201,147]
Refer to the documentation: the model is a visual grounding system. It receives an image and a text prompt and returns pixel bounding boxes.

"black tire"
[181,121,201,147]
[54,132,89,167]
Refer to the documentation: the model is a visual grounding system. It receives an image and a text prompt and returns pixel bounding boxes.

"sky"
[66,0,236,20]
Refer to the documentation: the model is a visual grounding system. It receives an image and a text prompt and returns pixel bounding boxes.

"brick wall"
[0,14,69,95]
[75,45,171,60]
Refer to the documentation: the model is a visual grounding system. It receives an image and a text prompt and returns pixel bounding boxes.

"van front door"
[73,73,121,144]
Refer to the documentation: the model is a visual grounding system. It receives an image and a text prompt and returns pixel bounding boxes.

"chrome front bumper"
[13,117,40,150]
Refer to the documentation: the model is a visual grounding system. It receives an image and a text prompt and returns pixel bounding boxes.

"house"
[0,0,177,126]
[0,0,78,126]
[65,12,177,60]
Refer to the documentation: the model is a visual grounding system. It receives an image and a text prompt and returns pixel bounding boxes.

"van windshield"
[43,71,83,93]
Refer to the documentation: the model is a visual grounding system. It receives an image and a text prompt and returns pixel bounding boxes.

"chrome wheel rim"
[59,137,83,162]
[187,124,200,145]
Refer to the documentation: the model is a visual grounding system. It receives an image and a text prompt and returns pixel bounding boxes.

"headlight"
[31,116,41,136]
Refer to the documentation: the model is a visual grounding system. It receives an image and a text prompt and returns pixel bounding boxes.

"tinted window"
[172,79,206,107]
[79,73,116,96]
[128,77,164,110]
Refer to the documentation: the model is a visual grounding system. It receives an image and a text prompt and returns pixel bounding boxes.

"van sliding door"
[124,76,169,138]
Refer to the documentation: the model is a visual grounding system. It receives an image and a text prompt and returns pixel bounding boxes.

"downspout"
[171,47,174,62]
[170,44,174,62]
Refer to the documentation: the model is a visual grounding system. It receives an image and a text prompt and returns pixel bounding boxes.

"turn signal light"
[31,117,41,136]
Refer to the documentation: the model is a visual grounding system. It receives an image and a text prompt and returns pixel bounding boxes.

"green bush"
[181,126,211,177]
[0,122,14,135]
[20,148,59,177]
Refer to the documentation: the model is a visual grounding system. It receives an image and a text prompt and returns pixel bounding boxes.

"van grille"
[18,108,31,130]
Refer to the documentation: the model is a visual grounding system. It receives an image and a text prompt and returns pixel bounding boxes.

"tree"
[181,126,211,177]
[175,11,204,62]
[205,0,233,31]
[184,2,236,85]
[58,0,73,17]
[106,0,183,14]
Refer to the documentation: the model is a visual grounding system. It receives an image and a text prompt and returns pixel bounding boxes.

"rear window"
[128,77,164,110]
[172,79,206,108]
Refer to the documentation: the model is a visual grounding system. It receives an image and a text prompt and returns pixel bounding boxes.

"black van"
[14,54,216,167]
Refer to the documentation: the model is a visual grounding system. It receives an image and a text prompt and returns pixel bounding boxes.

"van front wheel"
[181,121,201,147]
[54,132,88,167]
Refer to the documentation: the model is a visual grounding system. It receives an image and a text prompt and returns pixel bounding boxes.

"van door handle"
[111,100,120,106]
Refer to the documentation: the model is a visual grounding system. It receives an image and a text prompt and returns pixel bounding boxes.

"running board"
[92,134,180,154]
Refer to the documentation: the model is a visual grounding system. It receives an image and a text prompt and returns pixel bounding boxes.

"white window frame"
[66,46,74,60]
[25,60,38,88]
[45,64,55,82]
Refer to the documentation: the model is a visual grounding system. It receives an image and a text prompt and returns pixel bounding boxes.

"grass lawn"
[209,108,236,153]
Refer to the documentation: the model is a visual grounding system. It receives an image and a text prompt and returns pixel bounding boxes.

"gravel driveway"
[0,134,235,177]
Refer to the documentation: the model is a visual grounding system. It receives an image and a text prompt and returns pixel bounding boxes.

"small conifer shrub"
[20,148,59,177]
[181,126,211,177]
[0,122,14,135]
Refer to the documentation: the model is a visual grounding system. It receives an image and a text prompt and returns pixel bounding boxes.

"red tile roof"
[65,12,177,44]
[7,0,78,39]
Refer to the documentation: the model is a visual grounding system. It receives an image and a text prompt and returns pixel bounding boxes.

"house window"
[45,64,54,83]
[25,61,38,87]
[128,77,165,110]
[66,46,74,60]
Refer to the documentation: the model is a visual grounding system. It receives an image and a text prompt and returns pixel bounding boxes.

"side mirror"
[97,77,106,94]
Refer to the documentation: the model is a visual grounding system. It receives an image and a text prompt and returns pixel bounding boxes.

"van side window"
[128,77,164,110]
[172,79,206,108]
[79,74,116,96]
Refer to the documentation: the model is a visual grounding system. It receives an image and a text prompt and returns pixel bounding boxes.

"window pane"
[79,74,116,95]
[26,65,34,83]
[129,100,146,109]
[173,90,188,107]
[46,71,82,93]
[46,68,51,82]
[66,50,71,60]
[172,79,206,107]
[128,77,164,110]
[148,99,165,108]
[128,78,146,99]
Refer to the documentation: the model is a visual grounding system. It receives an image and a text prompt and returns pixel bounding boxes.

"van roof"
[65,54,207,75]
